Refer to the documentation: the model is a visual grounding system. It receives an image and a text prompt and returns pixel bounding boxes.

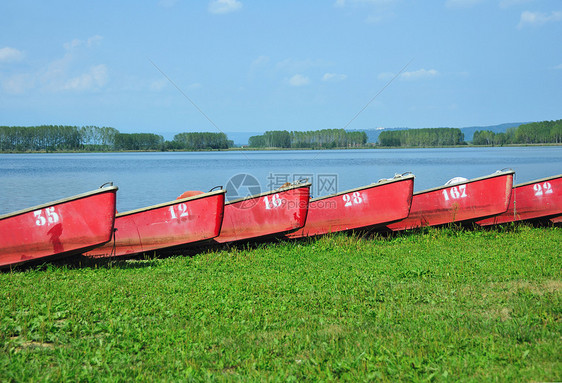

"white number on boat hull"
[264,194,282,209]
[342,192,363,207]
[533,182,553,197]
[169,203,189,219]
[442,184,467,201]
[34,207,60,226]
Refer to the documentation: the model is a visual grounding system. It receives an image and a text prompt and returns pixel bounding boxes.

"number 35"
[34,207,60,226]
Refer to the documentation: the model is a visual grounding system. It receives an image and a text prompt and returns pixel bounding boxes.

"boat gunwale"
[310,174,415,203]
[413,170,514,196]
[513,174,562,188]
[0,186,119,221]
[116,189,226,218]
[226,182,311,206]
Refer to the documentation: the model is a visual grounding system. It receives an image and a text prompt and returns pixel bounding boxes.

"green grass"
[1,225,560,381]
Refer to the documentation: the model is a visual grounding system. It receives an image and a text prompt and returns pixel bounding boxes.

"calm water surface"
[1,147,560,214]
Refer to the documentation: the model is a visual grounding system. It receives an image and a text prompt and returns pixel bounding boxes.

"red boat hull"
[477,174,562,226]
[84,190,225,258]
[286,175,414,238]
[212,183,310,243]
[0,186,118,268]
[386,171,514,231]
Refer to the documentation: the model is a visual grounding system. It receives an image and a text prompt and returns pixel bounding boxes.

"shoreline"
[0,142,561,154]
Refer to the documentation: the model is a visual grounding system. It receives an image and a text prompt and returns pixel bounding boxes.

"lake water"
[1,147,561,215]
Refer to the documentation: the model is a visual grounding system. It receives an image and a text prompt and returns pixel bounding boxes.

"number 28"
[342,192,363,207]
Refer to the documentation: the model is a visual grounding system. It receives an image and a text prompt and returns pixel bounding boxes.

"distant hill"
[348,127,409,144]
[168,123,528,146]
[227,131,262,146]
[157,131,260,146]
[459,123,527,141]
[350,123,528,143]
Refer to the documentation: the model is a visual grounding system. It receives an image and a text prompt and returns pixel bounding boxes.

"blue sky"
[1,0,561,138]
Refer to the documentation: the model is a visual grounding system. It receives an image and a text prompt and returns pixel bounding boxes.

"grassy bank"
[1,225,560,381]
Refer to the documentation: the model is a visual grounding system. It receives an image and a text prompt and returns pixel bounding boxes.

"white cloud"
[150,78,168,91]
[518,11,562,28]
[251,55,270,69]
[208,0,242,14]
[0,47,24,63]
[445,0,484,8]
[87,35,103,47]
[289,74,310,87]
[1,38,107,94]
[400,69,439,80]
[335,0,397,7]
[322,73,347,82]
[41,59,107,92]
[63,35,103,51]
[34,36,107,92]
[499,0,533,9]
[149,80,199,92]
[2,74,34,94]
[276,58,326,73]
[366,14,385,23]
[377,71,394,81]
[554,64,562,70]
[378,69,439,81]
[62,64,108,91]
[63,39,82,51]
[41,53,73,88]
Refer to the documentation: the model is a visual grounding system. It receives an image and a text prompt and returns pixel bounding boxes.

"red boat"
[477,174,562,226]
[0,185,118,268]
[84,189,225,258]
[212,182,311,244]
[385,170,514,231]
[286,174,414,238]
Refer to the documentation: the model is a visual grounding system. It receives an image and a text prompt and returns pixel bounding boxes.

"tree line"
[2,120,559,152]
[248,129,368,149]
[170,132,232,150]
[378,128,465,147]
[0,125,233,152]
[473,120,562,146]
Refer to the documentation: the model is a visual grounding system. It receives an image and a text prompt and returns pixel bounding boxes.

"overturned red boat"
[477,174,562,226]
[212,182,311,244]
[286,174,414,239]
[385,170,514,231]
[0,185,118,268]
[84,189,225,258]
